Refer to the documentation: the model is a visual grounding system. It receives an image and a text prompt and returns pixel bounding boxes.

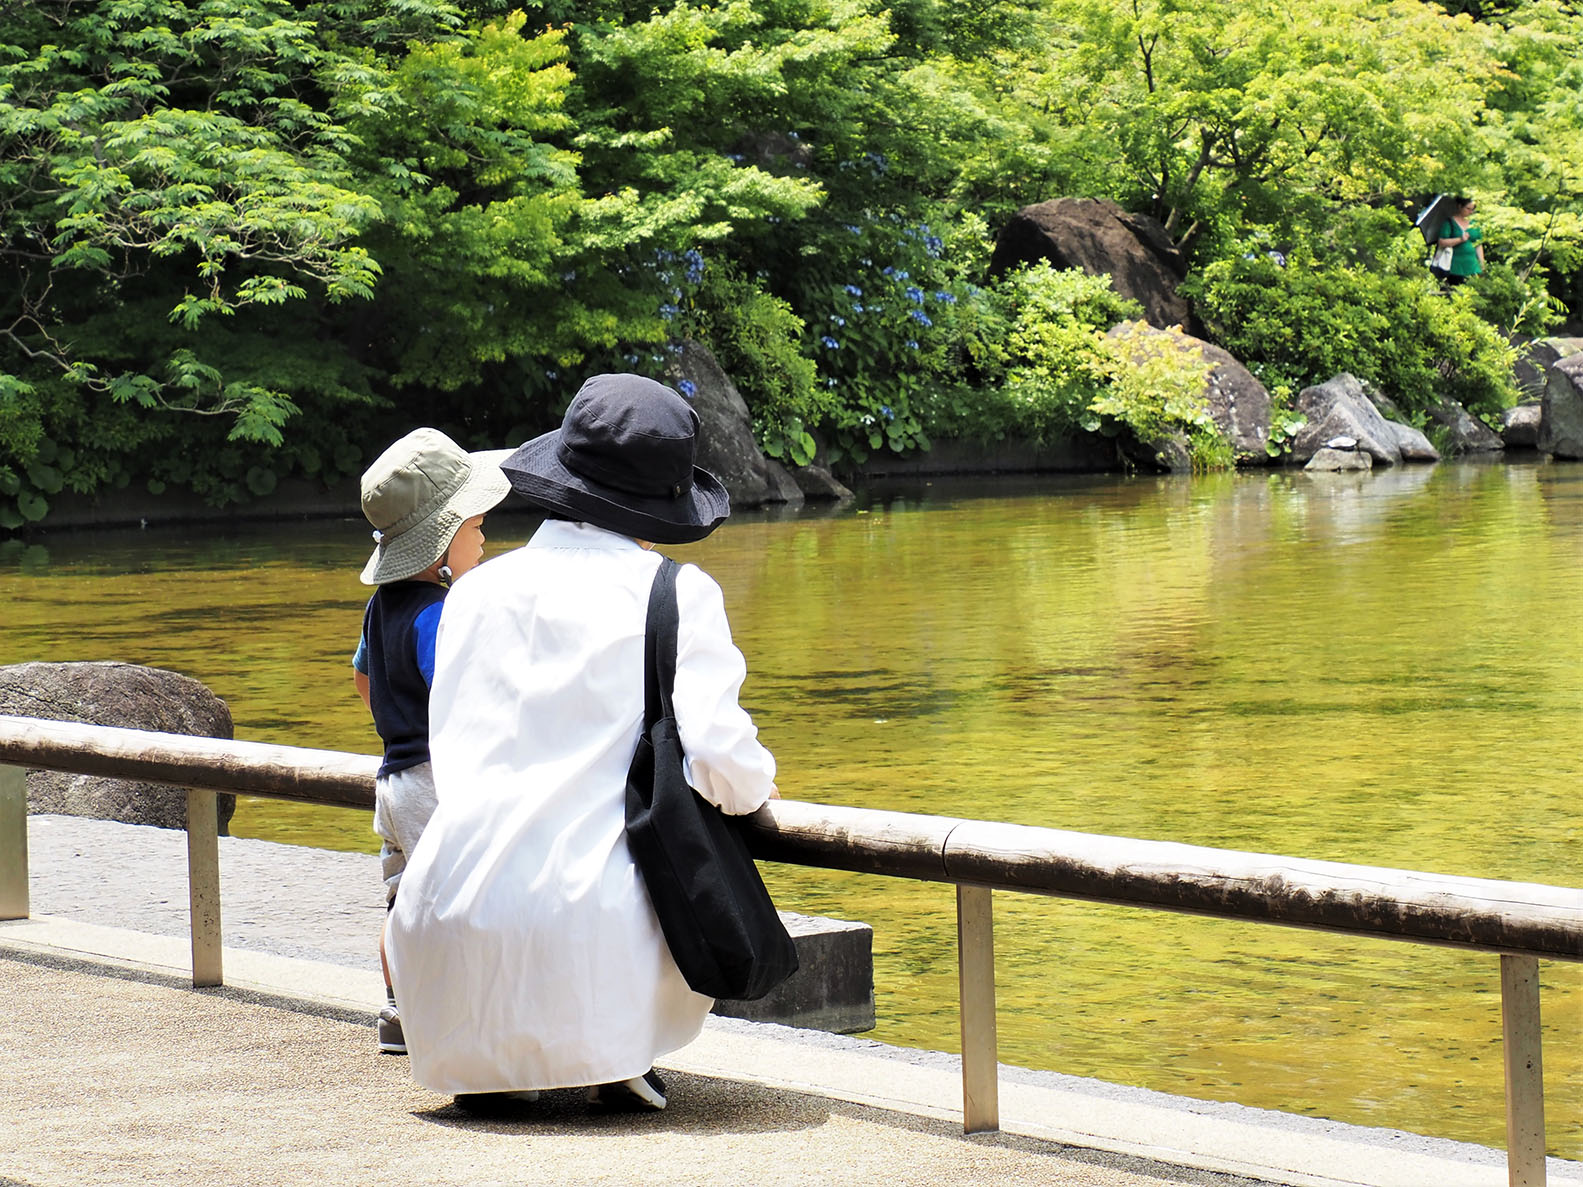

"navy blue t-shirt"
[358,580,446,777]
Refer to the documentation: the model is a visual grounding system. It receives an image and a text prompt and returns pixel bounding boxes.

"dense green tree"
[1,0,1581,527]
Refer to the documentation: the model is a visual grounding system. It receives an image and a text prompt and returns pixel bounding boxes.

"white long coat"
[386,519,776,1094]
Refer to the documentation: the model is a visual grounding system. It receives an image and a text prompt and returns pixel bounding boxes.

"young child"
[352,427,511,1054]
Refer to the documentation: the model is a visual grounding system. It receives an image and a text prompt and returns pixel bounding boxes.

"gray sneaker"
[377,1004,406,1055]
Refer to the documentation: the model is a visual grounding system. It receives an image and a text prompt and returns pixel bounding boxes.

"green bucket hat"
[359,428,512,585]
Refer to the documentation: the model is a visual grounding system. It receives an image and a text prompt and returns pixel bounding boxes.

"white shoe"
[587,1069,667,1111]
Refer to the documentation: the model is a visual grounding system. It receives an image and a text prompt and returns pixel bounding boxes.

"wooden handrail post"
[956,884,999,1134]
[186,788,222,988]
[0,764,27,920]
[1501,954,1546,1187]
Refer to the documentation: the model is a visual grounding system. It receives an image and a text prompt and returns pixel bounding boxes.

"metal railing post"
[186,787,222,987]
[0,764,27,920]
[956,883,999,1134]
[1500,954,1546,1187]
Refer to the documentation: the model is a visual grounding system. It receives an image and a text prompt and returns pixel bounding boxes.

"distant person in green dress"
[1435,197,1484,287]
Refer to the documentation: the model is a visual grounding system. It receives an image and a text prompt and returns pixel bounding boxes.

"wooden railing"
[0,714,1578,1185]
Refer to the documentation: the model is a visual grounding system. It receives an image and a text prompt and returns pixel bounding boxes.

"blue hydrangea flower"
[825,377,838,388]
[545,370,559,380]
[881,266,895,277]
[924,236,944,257]
[909,310,932,327]
[844,224,863,235]
[906,340,918,350]
[852,304,865,313]
[934,290,957,304]
[905,286,924,304]
[821,336,840,350]
[831,315,846,327]
[682,249,705,285]
[677,379,697,399]
[843,284,863,297]
[880,405,895,420]
[660,303,679,319]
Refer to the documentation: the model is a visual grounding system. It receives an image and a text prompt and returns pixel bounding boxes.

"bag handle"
[642,557,680,729]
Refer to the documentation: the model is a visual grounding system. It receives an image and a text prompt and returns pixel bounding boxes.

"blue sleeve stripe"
[414,601,443,686]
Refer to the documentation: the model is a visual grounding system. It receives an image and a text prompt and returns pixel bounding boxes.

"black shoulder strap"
[642,557,680,727]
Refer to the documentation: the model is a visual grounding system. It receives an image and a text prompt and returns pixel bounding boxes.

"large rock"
[787,457,852,501]
[1116,427,1192,473]
[1513,337,1583,403]
[0,661,235,832]
[1539,353,1583,458]
[989,198,1194,332]
[1292,374,1422,466]
[1106,321,1273,464]
[666,341,798,510]
[1358,383,1441,461]
[1425,399,1504,456]
[1305,446,1373,472]
[760,458,807,507]
[1500,404,1543,449]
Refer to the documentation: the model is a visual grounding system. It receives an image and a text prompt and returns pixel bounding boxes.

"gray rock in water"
[1117,427,1193,473]
[788,457,853,501]
[1325,435,1359,450]
[1294,373,1439,465]
[665,341,794,510]
[1513,336,1583,403]
[0,661,234,832]
[1500,403,1543,449]
[1305,447,1374,472]
[1425,398,1504,456]
[760,458,806,509]
[1293,375,1403,465]
[1358,382,1440,461]
[1539,353,1583,458]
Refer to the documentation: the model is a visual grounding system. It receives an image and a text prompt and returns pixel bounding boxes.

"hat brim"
[500,431,729,545]
[360,449,514,584]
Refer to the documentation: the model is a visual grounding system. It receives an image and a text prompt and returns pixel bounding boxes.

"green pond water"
[3,461,1579,1155]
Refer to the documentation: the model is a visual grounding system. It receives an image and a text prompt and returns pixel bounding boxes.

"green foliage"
[1465,261,1565,338]
[1093,324,1229,469]
[966,265,1229,467]
[1183,244,1519,421]
[1,0,1581,529]
[685,266,825,465]
[967,264,1137,442]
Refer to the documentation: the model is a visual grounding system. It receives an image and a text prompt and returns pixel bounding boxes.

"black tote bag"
[624,558,799,1001]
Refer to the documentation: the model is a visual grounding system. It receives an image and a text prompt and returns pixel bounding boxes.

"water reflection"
[1,462,1579,1154]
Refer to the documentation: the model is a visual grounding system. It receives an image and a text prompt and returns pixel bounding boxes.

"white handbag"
[1431,244,1453,271]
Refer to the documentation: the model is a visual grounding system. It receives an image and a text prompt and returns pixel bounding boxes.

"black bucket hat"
[501,373,730,544]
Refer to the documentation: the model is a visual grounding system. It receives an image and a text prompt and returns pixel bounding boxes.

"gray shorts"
[373,761,438,903]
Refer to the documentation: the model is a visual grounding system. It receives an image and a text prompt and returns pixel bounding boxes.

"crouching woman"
[387,373,777,1113]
